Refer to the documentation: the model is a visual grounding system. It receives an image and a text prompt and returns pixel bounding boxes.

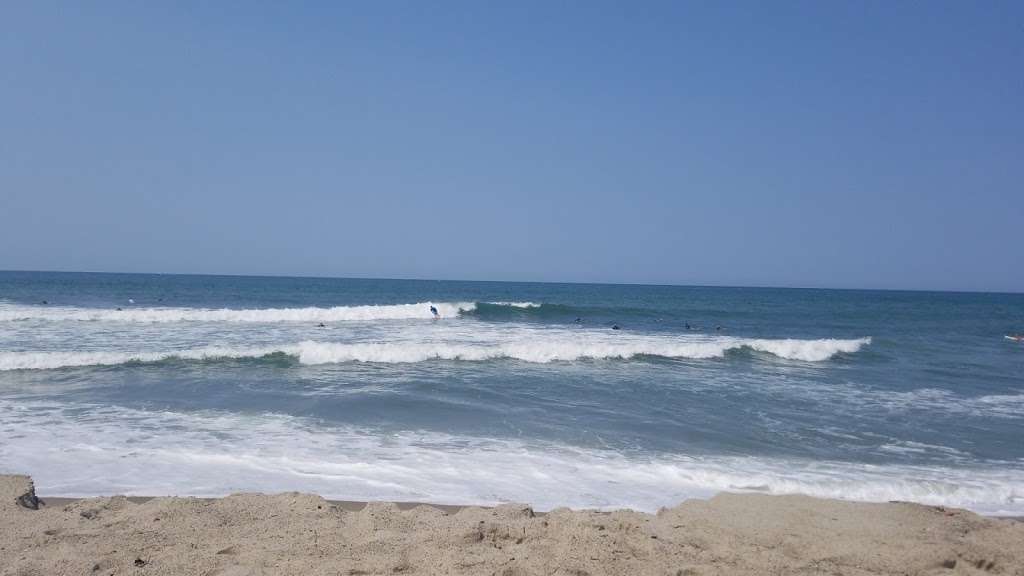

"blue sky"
[2,1,1021,291]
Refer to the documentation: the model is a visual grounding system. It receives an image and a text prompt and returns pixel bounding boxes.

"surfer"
[317,323,326,328]
[430,305,439,319]
[611,324,621,330]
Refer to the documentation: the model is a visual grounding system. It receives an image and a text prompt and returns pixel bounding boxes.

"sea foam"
[3,399,1021,515]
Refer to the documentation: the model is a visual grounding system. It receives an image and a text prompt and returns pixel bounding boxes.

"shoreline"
[33,495,1023,522]
[5,475,1023,575]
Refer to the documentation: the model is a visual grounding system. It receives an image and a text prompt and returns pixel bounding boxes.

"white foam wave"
[0,335,871,371]
[0,302,476,323]
[487,302,542,308]
[743,337,872,362]
[292,337,871,364]
[2,400,1021,514]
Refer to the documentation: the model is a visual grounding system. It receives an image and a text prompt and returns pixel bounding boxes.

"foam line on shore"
[2,400,1021,515]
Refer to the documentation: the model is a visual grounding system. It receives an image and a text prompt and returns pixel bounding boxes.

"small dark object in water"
[116,307,123,311]
[611,324,621,330]
[716,325,723,331]
[317,323,326,328]
[574,317,582,323]
[685,323,691,330]
[41,300,48,305]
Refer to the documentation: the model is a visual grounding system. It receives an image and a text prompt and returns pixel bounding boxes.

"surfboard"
[1006,335,1024,342]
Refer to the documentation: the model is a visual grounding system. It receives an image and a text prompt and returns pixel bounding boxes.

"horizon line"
[1,268,1021,297]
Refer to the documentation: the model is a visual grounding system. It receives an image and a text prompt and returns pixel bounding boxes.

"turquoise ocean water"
[0,271,1021,514]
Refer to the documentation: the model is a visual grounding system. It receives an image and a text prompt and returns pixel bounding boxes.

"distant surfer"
[317,322,326,328]
[574,317,582,323]
[41,300,47,305]
[685,323,691,330]
[430,305,439,319]
[611,324,621,330]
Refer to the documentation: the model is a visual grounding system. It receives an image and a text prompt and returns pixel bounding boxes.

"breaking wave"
[0,300,697,324]
[0,302,476,323]
[0,336,871,371]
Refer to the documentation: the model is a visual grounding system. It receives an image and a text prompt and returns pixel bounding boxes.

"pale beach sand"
[2,475,1022,575]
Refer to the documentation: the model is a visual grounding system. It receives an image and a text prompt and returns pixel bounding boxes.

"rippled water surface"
[1,271,1021,514]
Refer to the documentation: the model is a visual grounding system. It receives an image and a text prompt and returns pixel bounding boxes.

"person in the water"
[430,305,439,319]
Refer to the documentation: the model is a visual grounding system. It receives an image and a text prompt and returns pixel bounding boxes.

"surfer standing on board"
[430,305,439,319]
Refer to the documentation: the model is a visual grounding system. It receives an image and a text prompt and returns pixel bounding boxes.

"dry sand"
[2,475,1022,575]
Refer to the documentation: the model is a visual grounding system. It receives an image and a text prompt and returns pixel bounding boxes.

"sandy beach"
[3,475,1022,575]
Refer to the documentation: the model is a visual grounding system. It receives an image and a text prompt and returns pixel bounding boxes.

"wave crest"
[0,302,476,323]
[0,336,871,371]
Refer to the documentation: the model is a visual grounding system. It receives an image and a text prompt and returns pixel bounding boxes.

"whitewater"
[0,332,871,372]
[0,301,476,323]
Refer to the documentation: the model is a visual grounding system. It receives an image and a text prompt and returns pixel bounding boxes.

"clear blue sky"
[2,1,1021,291]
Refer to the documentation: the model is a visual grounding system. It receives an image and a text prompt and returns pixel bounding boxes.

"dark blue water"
[1,271,1021,513]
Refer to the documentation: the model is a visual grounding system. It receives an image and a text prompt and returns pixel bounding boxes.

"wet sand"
[3,475,1023,575]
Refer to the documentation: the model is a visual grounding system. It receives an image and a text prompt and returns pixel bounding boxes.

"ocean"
[0,271,1021,514]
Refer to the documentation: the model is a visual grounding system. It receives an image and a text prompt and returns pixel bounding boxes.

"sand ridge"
[2,475,1022,575]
